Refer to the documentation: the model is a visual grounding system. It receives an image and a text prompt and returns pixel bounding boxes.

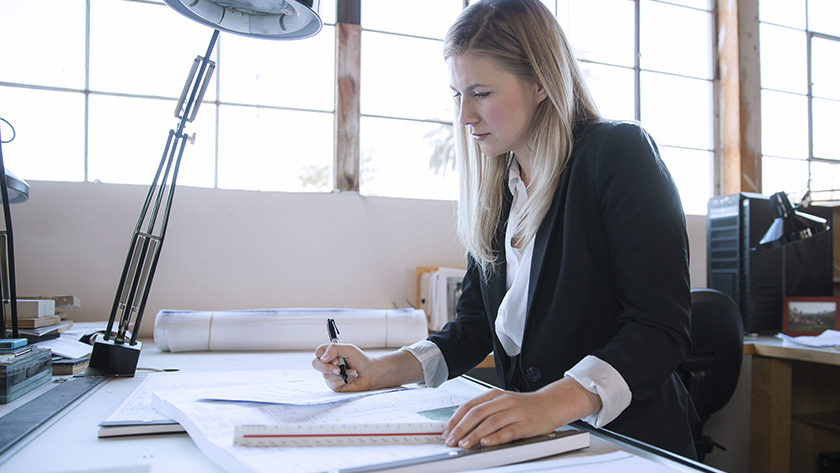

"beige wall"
[10,180,707,338]
[11,181,467,337]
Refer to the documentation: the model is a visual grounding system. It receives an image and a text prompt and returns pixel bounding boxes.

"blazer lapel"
[527,171,568,316]
[486,188,512,324]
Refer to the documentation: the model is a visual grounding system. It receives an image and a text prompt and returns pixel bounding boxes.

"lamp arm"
[102,30,220,347]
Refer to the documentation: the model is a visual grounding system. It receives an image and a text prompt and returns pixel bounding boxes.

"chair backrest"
[679,288,744,424]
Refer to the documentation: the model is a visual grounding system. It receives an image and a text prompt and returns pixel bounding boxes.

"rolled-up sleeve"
[565,355,631,428]
[401,340,450,388]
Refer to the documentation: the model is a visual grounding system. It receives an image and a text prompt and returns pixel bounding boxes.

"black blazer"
[429,121,698,456]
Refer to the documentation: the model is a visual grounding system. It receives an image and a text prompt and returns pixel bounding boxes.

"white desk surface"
[0,342,722,473]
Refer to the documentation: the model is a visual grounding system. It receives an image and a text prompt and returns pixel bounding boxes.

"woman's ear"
[535,82,549,104]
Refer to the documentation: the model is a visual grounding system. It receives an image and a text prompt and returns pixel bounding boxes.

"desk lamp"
[757,191,829,249]
[0,118,29,342]
[87,0,322,376]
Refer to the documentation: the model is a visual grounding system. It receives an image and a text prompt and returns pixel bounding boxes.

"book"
[51,356,90,376]
[16,315,62,329]
[19,295,81,309]
[14,321,72,337]
[0,347,53,404]
[6,330,60,343]
[8,299,55,319]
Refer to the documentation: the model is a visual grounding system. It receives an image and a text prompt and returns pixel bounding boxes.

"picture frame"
[782,296,840,336]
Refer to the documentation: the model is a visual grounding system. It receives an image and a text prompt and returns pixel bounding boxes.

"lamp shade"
[163,0,322,39]
[758,191,828,249]
[2,168,29,204]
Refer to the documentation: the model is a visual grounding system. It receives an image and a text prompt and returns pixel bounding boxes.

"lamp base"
[86,339,142,377]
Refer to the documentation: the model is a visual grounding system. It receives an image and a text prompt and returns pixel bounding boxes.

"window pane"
[218,106,333,192]
[360,117,459,200]
[659,0,712,9]
[580,63,635,121]
[808,0,840,37]
[0,87,85,181]
[762,156,809,196]
[640,72,711,150]
[659,146,711,216]
[361,32,452,122]
[361,0,462,40]
[562,0,634,68]
[640,0,711,79]
[761,90,808,159]
[538,0,557,16]
[811,37,840,101]
[219,25,335,111]
[813,98,840,161]
[809,161,840,204]
[90,0,215,99]
[89,94,215,186]
[759,24,807,94]
[318,0,336,25]
[759,0,806,29]
[0,0,86,89]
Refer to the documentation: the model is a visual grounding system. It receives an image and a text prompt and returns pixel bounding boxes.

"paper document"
[203,376,409,405]
[151,382,470,473]
[99,369,390,437]
[33,337,92,359]
[778,329,840,349]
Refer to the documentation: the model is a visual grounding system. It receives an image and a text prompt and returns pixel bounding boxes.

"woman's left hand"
[442,377,602,449]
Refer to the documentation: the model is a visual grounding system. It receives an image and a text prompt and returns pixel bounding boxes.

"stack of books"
[5,295,89,376]
[9,295,79,342]
[0,341,52,404]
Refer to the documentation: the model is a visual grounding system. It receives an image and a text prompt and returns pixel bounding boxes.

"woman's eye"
[473,92,489,99]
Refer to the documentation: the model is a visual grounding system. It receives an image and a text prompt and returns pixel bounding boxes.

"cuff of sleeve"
[400,340,449,388]
[565,355,632,428]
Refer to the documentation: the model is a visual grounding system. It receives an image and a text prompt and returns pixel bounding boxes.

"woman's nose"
[458,101,478,127]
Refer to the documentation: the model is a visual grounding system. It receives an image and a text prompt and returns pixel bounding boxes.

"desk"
[0,343,722,473]
[746,336,840,473]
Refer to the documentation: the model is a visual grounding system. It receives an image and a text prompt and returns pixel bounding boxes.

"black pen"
[327,318,348,383]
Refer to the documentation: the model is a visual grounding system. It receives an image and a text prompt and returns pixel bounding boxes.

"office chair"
[678,288,744,462]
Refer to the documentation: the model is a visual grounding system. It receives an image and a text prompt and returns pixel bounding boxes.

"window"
[358,0,463,200]
[760,0,840,205]
[0,0,337,193]
[557,0,715,215]
[1,0,717,210]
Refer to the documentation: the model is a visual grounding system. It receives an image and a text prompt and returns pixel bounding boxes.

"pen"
[327,318,349,384]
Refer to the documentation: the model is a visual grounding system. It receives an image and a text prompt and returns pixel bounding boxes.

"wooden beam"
[717,0,762,195]
[334,1,361,192]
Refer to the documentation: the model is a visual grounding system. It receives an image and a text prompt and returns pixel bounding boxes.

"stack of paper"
[418,268,466,331]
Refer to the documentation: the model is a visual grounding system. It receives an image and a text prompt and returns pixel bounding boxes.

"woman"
[313,0,698,459]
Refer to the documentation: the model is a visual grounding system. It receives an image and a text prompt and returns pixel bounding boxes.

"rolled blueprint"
[153,308,429,352]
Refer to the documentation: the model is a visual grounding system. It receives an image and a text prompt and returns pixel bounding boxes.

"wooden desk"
[746,336,840,473]
[0,343,723,473]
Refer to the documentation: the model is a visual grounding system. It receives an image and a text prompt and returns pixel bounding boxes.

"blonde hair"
[444,0,600,280]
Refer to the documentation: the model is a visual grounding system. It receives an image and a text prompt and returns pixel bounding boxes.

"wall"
[11,181,468,337]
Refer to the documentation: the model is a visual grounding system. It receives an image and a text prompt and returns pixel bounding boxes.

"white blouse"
[404,160,631,428]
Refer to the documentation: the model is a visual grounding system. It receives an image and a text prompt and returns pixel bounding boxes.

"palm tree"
[425,123,456,176]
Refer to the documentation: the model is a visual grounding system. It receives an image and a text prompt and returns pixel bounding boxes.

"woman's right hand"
[312,343,374,392]
[312,344,426,393]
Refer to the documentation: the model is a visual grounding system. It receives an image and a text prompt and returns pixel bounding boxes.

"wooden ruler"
[233,421,447,447]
